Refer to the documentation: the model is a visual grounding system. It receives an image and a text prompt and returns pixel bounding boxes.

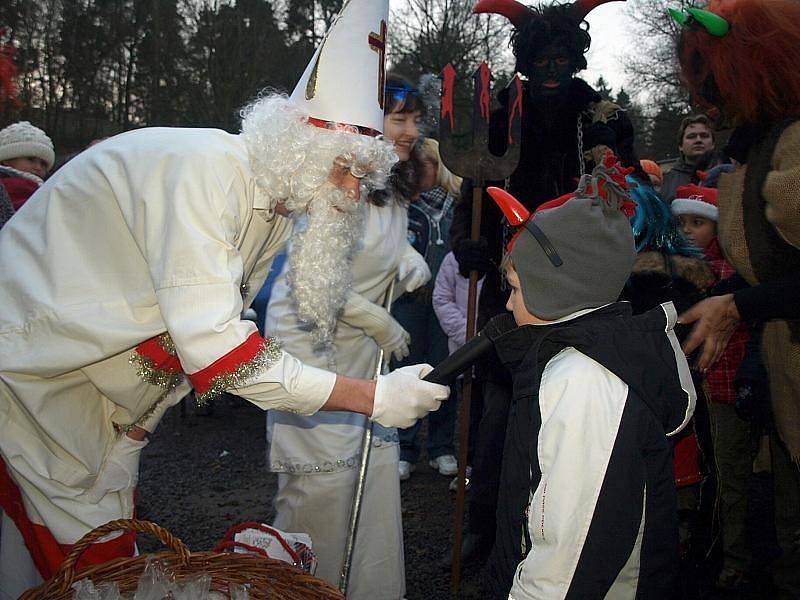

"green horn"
[686,7,730,36]
[668,7,690,26]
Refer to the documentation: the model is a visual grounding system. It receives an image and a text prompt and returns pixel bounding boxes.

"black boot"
[439,529,493,570]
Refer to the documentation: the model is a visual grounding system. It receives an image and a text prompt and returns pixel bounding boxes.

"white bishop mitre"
[290,0,389,136]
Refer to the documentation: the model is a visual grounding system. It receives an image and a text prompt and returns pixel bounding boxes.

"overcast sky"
[582,2,634,94]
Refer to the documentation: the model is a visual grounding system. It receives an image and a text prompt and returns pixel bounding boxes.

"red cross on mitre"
[368,20,387,109]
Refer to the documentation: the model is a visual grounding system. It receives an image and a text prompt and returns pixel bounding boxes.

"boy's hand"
[678,294,740,371]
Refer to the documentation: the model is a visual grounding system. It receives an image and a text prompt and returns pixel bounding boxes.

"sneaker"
[398,460,415,481]
[429,454,458,476]
[449,466,472,492]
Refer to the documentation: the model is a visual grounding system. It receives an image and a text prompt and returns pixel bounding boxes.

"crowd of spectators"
[0,95,793,600]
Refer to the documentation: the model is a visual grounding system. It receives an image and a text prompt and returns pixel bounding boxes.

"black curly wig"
[511,3,591,76]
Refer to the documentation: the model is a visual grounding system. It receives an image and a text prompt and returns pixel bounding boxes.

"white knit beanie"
[0,121,55,170]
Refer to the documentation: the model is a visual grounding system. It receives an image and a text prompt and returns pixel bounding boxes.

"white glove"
[82,434,148,517]
[340,292,411,361]
[371,364,449,428]
[397,250,431,293]
[378,318,411,362]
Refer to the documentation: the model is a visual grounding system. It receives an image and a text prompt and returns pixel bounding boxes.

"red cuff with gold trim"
[188,332,266,399]
[135,334,183,375]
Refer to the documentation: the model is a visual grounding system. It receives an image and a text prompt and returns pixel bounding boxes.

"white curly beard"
[286,182,365,356]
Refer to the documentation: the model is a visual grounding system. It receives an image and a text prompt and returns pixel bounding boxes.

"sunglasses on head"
[385,84,420,106]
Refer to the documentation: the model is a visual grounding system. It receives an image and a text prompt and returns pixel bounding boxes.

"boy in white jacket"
[483,157,694,599]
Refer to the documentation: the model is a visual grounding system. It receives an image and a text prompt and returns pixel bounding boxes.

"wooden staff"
[437,62,523,594]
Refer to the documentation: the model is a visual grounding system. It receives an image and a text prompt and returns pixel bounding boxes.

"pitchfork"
[438,61,522,595]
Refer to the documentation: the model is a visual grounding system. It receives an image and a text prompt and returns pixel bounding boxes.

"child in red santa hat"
[672,184,753,589]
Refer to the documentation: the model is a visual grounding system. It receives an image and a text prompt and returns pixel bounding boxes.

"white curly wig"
[240,93,398,212]
[241,93,399,353]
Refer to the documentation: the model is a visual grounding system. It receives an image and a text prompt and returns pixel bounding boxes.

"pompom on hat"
[671,184,718,221]
[487,152,638,320]
[0,121,54,170]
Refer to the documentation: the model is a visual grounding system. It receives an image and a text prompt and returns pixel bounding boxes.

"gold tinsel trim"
[156,332,177,355]
[129,353,183,391]
[122,346,185,434]
[194,337,283,406]
[135,392,171,426]
[113,389,172,435]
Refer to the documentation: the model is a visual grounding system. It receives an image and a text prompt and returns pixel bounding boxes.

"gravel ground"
[138,395,483,599]
[137,393,781,600]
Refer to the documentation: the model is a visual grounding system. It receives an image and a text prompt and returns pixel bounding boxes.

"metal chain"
[576,113,585,177]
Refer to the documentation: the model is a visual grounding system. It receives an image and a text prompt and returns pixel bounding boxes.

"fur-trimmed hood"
[632,251,714,292]
[621,250,714,320]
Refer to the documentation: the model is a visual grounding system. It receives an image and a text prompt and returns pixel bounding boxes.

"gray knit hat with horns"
[510,160,637,320]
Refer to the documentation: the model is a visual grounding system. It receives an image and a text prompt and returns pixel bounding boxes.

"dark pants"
[769,434,800,598]
[392,294,456,463]
[467,379,512,540]
[709,402,751,573]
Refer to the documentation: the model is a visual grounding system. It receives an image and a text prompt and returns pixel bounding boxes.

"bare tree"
[620,0,710,159]
[623,0,691,112]
[1,0,69,132]
[389,0,513,83]
[281,0,341,48]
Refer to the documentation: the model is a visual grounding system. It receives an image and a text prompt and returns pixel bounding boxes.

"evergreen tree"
[615,87,651,159]
[284,0,341,48]
[134,0,190,126]
[185,0,305,131]
[594,76,613,101]
[649,104,686,161]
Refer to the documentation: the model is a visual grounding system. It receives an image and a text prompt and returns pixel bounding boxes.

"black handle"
[423,335,493,385]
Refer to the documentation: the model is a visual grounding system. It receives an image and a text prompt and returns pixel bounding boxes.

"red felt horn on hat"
[473,0,534,28]
[487,186,530,226]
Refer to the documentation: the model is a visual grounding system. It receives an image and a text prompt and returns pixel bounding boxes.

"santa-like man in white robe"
[0,0,448,594]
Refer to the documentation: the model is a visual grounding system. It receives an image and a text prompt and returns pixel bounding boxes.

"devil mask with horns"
[474,0,624,99]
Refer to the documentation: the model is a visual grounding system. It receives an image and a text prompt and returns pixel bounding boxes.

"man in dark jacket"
[660,114,716,203]
[448,0,642,563]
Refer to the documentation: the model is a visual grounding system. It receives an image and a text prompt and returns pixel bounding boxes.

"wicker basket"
[20,519,344,600]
